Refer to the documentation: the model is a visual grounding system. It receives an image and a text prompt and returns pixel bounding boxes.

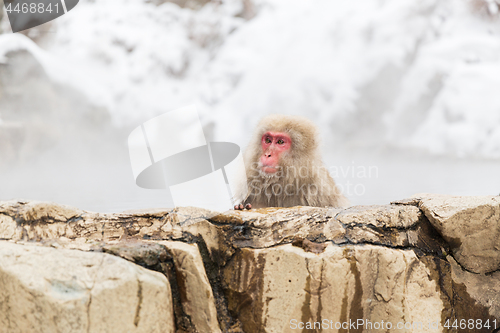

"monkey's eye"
[277,139,284,145]
[265,137,272,144]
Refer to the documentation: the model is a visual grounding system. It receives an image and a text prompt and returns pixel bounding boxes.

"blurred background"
[0,0,499,212]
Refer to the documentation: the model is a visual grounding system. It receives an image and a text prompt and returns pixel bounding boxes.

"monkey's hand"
[234,203,252,210]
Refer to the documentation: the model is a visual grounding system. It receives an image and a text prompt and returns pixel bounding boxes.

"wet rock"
[223,244,445,333]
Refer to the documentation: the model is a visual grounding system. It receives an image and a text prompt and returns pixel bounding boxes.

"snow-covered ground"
[1,0,500,211]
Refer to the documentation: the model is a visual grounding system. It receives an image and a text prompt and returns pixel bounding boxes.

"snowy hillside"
[2,0,500,158]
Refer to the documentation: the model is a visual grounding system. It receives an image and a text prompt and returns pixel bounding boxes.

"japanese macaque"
[235,115,349,210]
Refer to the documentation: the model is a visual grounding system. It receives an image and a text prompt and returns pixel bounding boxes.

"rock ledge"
[0,195,499,333]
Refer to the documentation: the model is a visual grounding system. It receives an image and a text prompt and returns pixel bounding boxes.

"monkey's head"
[247,114,319,176]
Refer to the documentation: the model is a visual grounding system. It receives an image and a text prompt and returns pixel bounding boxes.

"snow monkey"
[234,115,350,210]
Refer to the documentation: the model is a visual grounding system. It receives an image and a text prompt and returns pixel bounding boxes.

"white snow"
[2,0,500,157]
[3,0,500,211]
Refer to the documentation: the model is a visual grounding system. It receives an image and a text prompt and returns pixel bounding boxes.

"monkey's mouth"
[260,164,278,174]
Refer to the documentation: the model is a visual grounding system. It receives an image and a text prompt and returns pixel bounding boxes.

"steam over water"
[1,0,500,212]
[1,140,499,213]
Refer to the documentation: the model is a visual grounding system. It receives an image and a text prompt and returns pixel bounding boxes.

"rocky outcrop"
[0,195,499,332]
[224,244,445,333]
[405,194,500,274]
[0,241,174,333]
[160,241,221,333]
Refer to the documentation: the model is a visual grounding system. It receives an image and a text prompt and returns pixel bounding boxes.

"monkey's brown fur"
[242,115,349,209]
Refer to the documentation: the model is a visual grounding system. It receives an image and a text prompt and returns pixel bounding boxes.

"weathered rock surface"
[0,241,174,333]
[161,241,221,333]
[224,244,445,333]
[402,194,500,274]
[0,195,499,333]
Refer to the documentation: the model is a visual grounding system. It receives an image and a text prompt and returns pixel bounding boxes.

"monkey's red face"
[260,131,292,173]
